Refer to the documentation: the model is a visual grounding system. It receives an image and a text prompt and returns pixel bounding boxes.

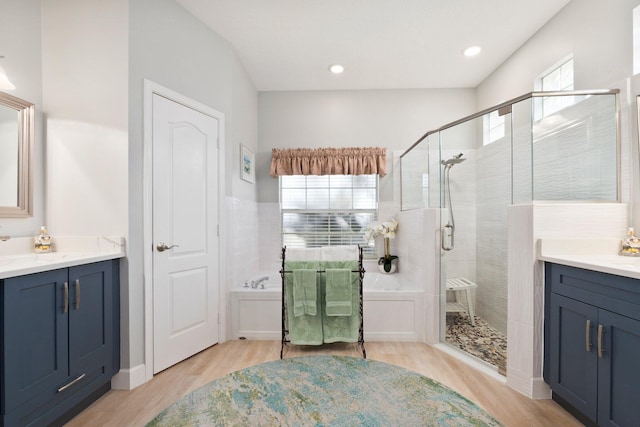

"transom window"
[280,175,378,257]
[541,57,574,92]
[535,57,575,120]
[483,110,505,146]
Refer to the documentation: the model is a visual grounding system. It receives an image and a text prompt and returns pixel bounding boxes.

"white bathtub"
[235,271,417,291]
[229,271,424,342]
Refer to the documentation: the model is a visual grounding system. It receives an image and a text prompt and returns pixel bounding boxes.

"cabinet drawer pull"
[63,282,69,313]
[585,320,593,352]
[74,279,80,310]
[598,324,605,358]
[57,373,86,392]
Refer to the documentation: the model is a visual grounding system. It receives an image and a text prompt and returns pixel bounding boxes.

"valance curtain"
[270,147,387,177]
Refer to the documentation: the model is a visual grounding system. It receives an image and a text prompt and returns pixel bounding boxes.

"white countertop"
[538,238,640,280]
[0,236,125,279]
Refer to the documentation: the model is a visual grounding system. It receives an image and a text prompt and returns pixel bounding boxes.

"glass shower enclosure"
[400,90,619,374]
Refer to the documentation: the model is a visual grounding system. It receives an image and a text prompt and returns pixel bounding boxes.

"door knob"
[157,242,179,252]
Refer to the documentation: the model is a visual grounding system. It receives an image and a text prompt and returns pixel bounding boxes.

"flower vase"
[378,262,397,274]
[378,237,398,274]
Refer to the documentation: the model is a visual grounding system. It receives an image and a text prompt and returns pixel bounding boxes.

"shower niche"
[400,90,619,375]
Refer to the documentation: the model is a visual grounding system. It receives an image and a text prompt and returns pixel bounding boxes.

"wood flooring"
[65,340,581,427]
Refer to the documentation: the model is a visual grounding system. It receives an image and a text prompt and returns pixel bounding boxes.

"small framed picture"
[240,144,255,183]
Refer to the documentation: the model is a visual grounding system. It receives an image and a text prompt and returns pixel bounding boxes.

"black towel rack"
[279,245,366,359]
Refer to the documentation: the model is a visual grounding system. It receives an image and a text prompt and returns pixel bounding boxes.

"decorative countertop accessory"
[34,225,53,253]
[620,227,640,257]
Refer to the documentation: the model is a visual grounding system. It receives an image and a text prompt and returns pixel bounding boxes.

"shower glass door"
[440,109,511,375]
[397,90,619,380]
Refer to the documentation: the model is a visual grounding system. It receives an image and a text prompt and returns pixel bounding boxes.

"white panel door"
[152,93,219,374]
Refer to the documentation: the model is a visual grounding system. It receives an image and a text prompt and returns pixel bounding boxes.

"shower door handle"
[441,224,454,251]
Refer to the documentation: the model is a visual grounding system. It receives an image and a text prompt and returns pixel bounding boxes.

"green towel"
[325,269,352,317]
[321,260,360,343]
[293,269,317,317]
[285,261,323,345]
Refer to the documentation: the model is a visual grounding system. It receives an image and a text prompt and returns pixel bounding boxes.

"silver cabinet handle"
[157,242,179,252]
[57,373,86,392]
[598,324,605,358]
[74,279,80,310]
[585,320,593,352]
[63,281,69,313]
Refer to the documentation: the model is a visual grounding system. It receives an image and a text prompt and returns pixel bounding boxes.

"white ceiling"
[175,0,571,92]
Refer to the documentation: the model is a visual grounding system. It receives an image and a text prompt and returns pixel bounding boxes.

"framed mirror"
[0,91,34,217]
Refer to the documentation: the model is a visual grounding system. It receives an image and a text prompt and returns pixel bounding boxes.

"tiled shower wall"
[442,139,511,336]
[441,149,477,288]
[475,140,510,335]
[441,137,512,337]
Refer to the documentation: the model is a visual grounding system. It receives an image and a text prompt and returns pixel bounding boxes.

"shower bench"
[446,277,478,326]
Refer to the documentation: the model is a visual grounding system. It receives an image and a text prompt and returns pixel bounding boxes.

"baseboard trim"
[506,367,531,397]
[365,332,418,342]
[235,332,281,340]
[531,377,552,399]
[506,369,552,399]
[233,332,419,341]
[111,364,147,390]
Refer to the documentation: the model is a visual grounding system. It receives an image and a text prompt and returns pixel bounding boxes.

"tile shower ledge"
[538,238,640,280]
[0,236,124,279]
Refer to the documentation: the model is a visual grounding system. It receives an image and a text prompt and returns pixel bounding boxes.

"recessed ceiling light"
[462,45,482,58]
[329,64,345,74]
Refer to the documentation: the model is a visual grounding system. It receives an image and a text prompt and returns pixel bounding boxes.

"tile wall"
[476,139,510,334]
[225,197,260,290]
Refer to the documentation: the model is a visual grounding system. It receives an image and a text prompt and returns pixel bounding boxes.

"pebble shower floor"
[446,313,507,375]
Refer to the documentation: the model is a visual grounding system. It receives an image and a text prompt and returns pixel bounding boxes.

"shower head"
[441,153,466,167]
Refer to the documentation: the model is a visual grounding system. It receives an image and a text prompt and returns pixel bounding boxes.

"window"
[535,57,575,120]
[634,6,640,75]
[483,110,505,146]
[280,175,378,257]
[541,58,574,93]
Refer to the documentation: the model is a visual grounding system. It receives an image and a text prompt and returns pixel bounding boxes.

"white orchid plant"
[364,219,398,241]
[365,219,399,272]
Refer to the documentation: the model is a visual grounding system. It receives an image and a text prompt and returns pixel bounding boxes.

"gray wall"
[3,0,260,375]
[128,0,258,370]
[41,0,128,237]
[477,0,637,109]
[257,89,477,204]
[0,0,44,236]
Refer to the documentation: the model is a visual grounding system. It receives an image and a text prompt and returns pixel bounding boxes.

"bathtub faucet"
[251,276,269,289]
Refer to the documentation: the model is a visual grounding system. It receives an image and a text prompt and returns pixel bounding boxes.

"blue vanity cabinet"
[1,259,120,427]
[544,263,640,427]
[548,293,599,421]
[596,310,640,427]
[2,268,70,415]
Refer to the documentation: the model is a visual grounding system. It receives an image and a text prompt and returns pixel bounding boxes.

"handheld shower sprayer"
[441,153,465,251]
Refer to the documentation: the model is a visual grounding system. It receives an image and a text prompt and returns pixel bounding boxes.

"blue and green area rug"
[147,355,501,426]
